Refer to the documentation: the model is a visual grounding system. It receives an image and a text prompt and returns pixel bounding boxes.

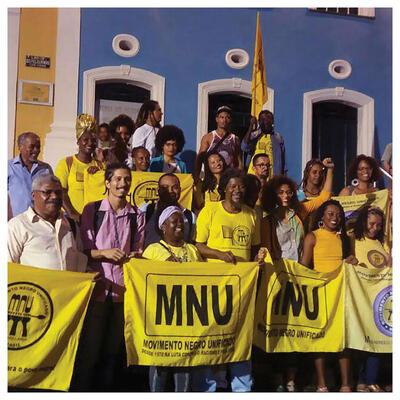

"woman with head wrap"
[142,206,202,392]
[55,114,104,221]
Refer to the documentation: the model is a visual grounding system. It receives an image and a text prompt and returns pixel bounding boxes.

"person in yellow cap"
[55,114,104,221]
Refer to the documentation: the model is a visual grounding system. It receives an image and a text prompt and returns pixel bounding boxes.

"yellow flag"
[251,12,268,118]
[253,259,344,353]
[83,170,194,210]
[8,263,95,391]
[123,259,259,367]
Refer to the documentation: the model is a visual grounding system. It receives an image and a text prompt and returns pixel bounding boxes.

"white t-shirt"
[129,123,159,158]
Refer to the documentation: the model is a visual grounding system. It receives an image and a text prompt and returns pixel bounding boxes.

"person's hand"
[128,251,142,259]
[255,247,267,266]
[218,251,237,264]
[345,255,358,265]
[87,166,100,175]
[249,116,258,131]
[101,248,127,263]
[322,157,334,169]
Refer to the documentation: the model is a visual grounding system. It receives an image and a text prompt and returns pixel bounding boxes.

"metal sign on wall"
[25,55,51,68]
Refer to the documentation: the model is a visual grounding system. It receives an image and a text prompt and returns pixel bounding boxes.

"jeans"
[149,366,190,392]
[191,361,253,392]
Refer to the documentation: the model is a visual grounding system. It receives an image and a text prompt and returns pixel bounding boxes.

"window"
[309,8,375,19]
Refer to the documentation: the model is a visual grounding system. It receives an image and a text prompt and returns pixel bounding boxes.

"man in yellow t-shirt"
[195,169,261,264]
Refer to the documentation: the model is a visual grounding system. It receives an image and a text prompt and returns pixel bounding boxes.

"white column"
[8,8,20,159]
[43,8,81,170]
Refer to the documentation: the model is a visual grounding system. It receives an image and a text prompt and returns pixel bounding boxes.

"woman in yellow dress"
[301,200,357,392]
[55,114,104,221]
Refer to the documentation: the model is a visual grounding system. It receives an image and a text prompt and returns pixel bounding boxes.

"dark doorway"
[208,93,251,141]
[95,82,150,124]
[312,101,357,194]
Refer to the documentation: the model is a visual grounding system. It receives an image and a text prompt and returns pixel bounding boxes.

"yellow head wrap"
[75,113,97,141]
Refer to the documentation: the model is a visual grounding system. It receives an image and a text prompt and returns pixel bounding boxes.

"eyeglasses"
[35,189,63,198]
[254,163,270,168]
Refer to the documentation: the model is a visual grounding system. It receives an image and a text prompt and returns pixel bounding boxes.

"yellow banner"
[345,265,392,353]
[83,170,194,210]
[8,263,95,391]
[333,189,389,242]
[123,259,259,367]
[253,259,344,353]
[251,12,268,117]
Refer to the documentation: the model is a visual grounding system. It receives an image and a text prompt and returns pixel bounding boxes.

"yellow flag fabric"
[251,12,268,118]
[345,265,392,353]
[333,189,389,236]
[8,263,95,391]
[253,259,344,353]
[123,259,259,367]
[253,259,392,353]
[83,170,194,210]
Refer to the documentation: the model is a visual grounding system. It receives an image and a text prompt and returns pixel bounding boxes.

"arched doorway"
[82,65,165,125]
[196,78,274,151]
[302,88,374,177]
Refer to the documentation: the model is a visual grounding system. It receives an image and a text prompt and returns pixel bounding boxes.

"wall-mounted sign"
[17,80,54,106]
[25,55,51,68]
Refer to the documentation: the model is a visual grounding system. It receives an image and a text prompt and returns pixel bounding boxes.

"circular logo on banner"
[232,226,250,246]
[132,181,159,207]
[373,285,392,337]
[8,282,53,350]
[367,250,387,268]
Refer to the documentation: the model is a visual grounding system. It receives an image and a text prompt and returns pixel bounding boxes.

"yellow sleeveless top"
[313,228,343,273]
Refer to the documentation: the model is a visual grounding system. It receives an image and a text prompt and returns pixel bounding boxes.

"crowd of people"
[7,99,393,392]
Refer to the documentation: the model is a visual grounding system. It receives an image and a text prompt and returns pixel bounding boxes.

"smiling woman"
[55,114,104,220]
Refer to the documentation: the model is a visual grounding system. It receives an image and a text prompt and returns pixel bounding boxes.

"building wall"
[77,8,392,181]
[14,8,58,159]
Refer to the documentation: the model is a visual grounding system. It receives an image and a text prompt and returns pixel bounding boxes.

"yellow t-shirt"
[194,180,220,211]
[142,240,202,262]
[313,228,343,273]
[354,237,390,269]
[55,155,101,214]
[247,134,274,177]
[195,201,261,262]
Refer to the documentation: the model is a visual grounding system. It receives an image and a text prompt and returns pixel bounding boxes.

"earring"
[336,229,342,235]
[373,181,377,188]
[351,178,359,187]
[318,220,324,228]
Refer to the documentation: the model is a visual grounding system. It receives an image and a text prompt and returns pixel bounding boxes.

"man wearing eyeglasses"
[7,174,87,271]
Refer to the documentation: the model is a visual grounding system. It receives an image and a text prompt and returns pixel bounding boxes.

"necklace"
[160,240,188,262]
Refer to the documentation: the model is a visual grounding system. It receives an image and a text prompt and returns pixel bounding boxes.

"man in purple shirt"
[71,162,145,391]
[8,132,53,217]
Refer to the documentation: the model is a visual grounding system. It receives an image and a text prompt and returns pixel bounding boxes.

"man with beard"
[139,173,196,247]
[193,168,264,392]
[71,163,145,391]
[241,110,287,175]
[8,174,87,271]
[8,132,53,218]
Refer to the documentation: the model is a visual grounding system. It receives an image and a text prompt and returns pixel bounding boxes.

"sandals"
[367,384,384,392]
[316,386,329,392]
[356,383,368,392]
[339,386,352,392]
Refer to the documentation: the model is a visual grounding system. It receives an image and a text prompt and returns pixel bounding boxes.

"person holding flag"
[242,12,287,175]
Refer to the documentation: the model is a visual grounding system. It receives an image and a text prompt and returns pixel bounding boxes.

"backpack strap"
[128,212,138,251]
[65,216,77,239]
[93,200,105,238]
